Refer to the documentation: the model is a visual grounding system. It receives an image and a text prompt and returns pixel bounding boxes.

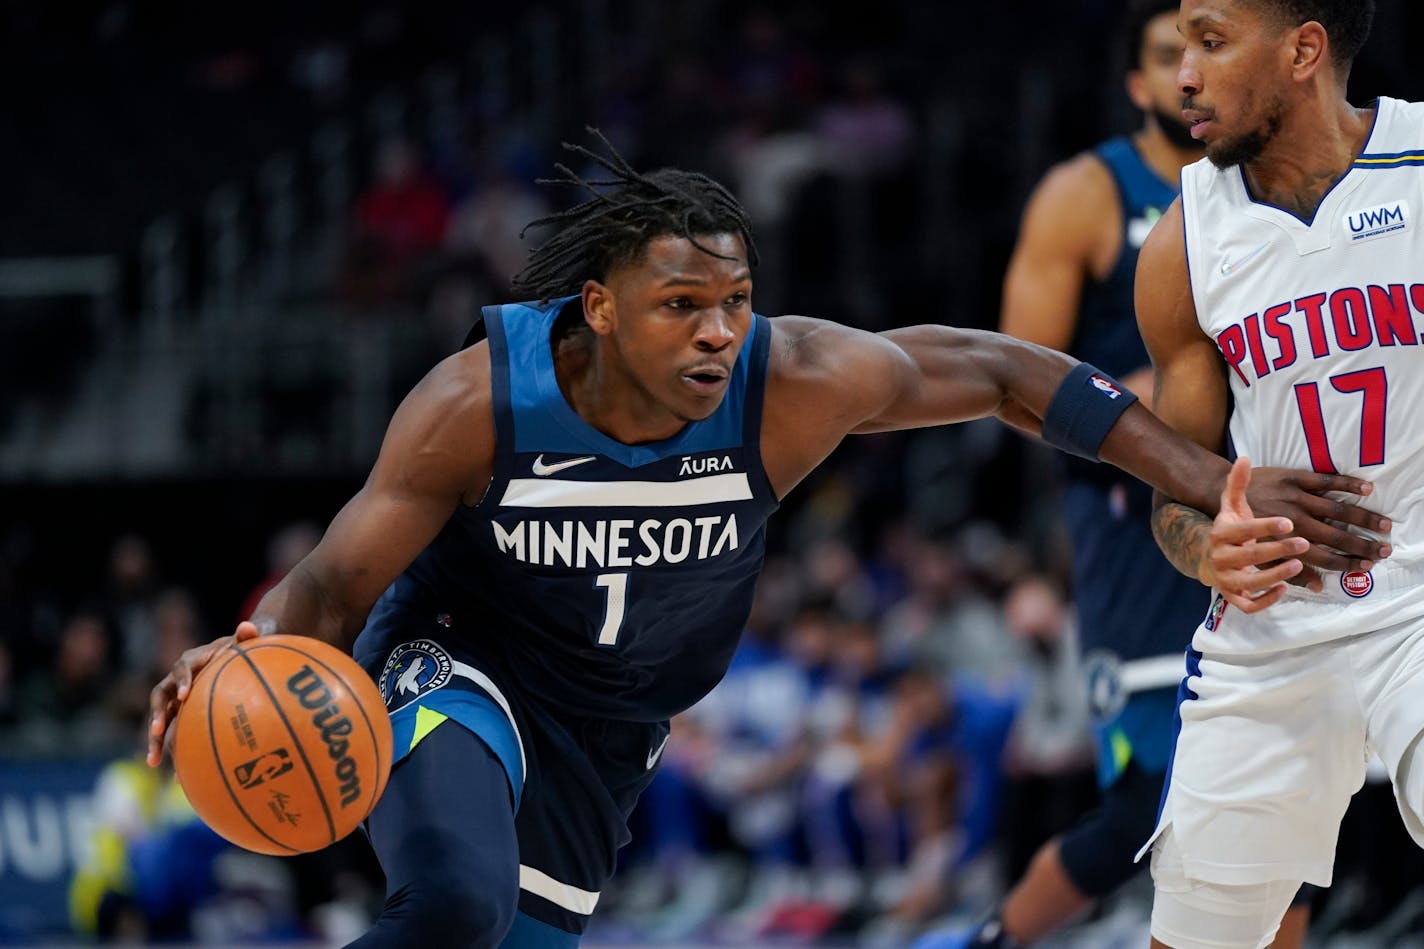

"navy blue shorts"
[354,593,669,941]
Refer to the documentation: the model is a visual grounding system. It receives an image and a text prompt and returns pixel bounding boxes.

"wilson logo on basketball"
[1341,571,1374,598]
[286,665,364,807]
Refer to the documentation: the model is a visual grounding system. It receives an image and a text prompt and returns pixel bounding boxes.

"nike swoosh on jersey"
[1218,241,1271,277]
[646,734,671,770]
[531,454,597,477]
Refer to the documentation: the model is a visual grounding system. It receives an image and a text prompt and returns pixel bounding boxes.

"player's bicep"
[1135,199,1228,452]
[854,325,1010,432]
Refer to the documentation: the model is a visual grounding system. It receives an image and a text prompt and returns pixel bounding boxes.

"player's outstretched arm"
[760,314,1226,512]
[147,345,497,766]
[851,321,1230,517]
[1135,199,1391,587]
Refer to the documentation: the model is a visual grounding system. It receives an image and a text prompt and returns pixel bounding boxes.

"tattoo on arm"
[1152,498,1213,583]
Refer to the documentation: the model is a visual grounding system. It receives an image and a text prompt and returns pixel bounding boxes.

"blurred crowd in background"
[3,0,1424,945]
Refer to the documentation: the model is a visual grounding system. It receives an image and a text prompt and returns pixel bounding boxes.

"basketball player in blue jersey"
[914,4,1308,947]
[146,133,1385,949]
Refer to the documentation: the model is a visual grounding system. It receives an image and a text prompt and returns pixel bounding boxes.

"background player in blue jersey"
[145,134,1383,949]
[913,3,1312,947]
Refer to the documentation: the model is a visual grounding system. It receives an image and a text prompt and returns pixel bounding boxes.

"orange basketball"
[172,634,393,856]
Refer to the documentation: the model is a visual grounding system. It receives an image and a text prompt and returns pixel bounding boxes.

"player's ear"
[581,279,615,336]
[1289,21,1328,82]
[1125,70,1151,112]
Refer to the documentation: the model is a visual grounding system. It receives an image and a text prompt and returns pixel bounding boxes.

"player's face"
[1129,12,1198,151]
[597,233,753,423]
[1176,0,1291,168]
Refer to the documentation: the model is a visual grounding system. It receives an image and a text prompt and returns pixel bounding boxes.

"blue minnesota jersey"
[1058,138,1208,782]
[380,296,778,723]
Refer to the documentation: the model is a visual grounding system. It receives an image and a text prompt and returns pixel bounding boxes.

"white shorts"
[1139,614,1424,887]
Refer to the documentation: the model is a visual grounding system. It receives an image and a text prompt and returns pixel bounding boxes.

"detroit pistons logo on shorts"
[1340,570,1374,598]
[377,639,454,711]
[1204,593,1227,631]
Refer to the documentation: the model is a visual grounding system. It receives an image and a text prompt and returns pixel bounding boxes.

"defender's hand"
[1241,466,1391,581]
[147,621,262,766]
[1203,458,1313,613]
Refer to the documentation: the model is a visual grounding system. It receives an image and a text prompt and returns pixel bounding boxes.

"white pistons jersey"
[1181,96,1424,652]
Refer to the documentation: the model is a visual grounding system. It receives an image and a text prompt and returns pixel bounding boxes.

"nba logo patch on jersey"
[378,639,454,710]
[1204,594,1227,631]
[1340,571,1374,598]
[1344,200,1410,244]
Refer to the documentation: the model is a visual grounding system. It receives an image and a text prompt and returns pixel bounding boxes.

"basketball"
[172,634,393,856]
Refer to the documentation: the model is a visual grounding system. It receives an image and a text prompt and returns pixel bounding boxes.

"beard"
[1206,96,1287,169]
[1153,107,1204,152]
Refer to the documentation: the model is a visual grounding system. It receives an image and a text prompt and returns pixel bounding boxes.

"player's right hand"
[147,621,262,767]
[1243,466,1392,583]
[1204,457,1315,613]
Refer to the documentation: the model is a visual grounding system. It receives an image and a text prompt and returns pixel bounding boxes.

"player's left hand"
[1239,464,1391,586]
[1204,457,1311,612]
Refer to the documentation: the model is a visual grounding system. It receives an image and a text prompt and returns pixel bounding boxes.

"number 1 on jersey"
[595,573,629,646]
[1293,367,1388,474]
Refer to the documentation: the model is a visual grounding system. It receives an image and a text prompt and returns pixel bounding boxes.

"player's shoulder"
[1381,95,1424,124]
[1016,150,1120,257]
[402,340,495,427]
[1371,96,1424,148]
[1031,149,1118,209]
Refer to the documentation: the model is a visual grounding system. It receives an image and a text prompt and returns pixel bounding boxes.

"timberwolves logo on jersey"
[1127,205,1163,248]
[1084,650,1127,721]
[378,639,454,711]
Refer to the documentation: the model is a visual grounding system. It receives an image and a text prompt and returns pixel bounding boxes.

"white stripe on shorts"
[519,864,601,914]
[1120,654,1186,693]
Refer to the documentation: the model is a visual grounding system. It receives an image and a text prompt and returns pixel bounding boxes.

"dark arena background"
[2,1,1422,946]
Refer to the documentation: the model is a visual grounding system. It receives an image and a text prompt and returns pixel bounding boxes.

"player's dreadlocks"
[510,128,758,303]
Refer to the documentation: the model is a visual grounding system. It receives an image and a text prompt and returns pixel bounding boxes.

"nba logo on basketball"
[1341,571,1374,598]
[233,748,294,789]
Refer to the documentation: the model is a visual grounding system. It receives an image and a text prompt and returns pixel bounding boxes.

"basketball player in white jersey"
[1134,0,1421,946]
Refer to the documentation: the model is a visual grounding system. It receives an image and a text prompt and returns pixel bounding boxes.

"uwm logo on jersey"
[1345,201,1410,243]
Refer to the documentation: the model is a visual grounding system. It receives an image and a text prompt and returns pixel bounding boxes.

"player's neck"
[553,327,687,444]
[1240,97,1376,221]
